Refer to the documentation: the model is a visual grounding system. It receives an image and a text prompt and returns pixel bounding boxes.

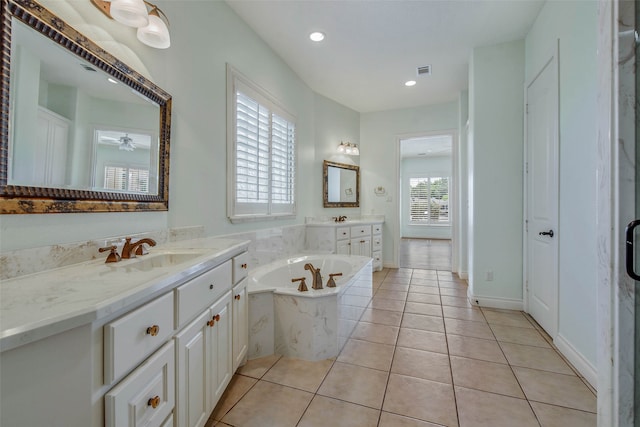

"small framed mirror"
[1,0,172,213]
[323,160,359,208]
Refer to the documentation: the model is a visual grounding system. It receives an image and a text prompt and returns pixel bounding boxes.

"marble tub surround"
[0,236,248,352]
[248,255,373,361]
[0,225,205,280]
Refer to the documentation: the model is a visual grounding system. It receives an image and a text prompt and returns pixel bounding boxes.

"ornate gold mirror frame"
[1,0,172,213]
[323,160,360,208]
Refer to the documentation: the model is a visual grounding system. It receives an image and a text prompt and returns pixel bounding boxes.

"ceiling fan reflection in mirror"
[96,130,153,152]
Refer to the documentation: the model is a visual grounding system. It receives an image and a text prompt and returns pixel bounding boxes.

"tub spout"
[304,263,323,290]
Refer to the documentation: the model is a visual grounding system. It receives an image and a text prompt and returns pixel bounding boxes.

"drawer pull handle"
[235,294,241,300]
[241,263,248,269]
[148,396,161,409]
[146,325,159,336]
[360,240,365,243]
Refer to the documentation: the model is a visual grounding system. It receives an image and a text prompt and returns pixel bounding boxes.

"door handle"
[539,230,554,238]
[625,220,640,281]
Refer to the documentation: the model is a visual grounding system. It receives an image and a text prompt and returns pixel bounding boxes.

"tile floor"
[205,268,597,427]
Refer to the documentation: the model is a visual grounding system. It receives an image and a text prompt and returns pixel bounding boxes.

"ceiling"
[226,0,544,113]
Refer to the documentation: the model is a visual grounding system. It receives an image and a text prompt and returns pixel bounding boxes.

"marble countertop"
[0,237,249,352]
[305,218,384,227]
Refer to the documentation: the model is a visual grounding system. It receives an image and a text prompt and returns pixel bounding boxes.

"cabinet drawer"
[336,227,350,240]
[105,341,175,427]
[373,236,382,250]
[373,224,382,235]
[175,260,232,327]
[105,292,174,384]
[351,225,371,237]
[233,252,250,284]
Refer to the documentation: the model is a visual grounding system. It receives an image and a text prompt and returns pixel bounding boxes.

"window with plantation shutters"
[228,65,296,221]
[409,176,450,225]
[104,165,149,193]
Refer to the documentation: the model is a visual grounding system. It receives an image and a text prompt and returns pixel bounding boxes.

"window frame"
[226,65,297,223]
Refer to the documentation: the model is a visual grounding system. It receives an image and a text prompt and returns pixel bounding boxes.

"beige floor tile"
[530,401,597,427]
[297,395,380,427]
[375,289,408,301]
[337,339,395,371]
[383,276,412,284]
[409,285,441,295]
[378,412,443,427]
[351,322,400,345]
[482,309,534,328]
[407,292,441,304]
[440,295,473,308]
[360,308,404,326]
[221,381,313,427]
[397,328,448,354]
[444,318,493,340]
[442,306,485,322]
[261,357,333,392]
[439,287,468,297]
[447,334,507,364]
[405,301,443,316]
[318,362,389,409]
[383,374,458,426]
[236,354,282,379]
[450,356,524,398]
[499,342,575,375]
[401,313,445,333]
[369,297,406,312]
[490,324,551,348]
[455,386,538,427]
[378,282,411,292]
[412,269,439,278]
[438,281,468,289]
[391,347,451,384]
[410,278,440,286]
[513,367,597,412]
[210,374,258,420]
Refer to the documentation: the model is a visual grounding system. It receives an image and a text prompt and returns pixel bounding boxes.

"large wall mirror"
[1,0,172,213]
[323,160,359,208]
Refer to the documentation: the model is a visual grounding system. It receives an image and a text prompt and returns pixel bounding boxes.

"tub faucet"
[304,263,323,290]
[121,237,157,259]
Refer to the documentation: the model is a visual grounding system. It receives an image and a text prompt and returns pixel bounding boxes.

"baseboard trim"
[383,262,399,269]
[554,333,597,390]
[467,291,523,311]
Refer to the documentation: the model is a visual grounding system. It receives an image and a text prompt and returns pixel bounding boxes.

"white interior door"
[526,48,559,338]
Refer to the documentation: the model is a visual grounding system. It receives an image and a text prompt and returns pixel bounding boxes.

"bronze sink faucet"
[121,237,157,259]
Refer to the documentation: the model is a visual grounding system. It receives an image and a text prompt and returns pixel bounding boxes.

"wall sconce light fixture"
[337,141,360,156]
[91,0,171,49]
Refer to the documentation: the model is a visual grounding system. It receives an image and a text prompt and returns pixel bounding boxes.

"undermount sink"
[122,252,205,271]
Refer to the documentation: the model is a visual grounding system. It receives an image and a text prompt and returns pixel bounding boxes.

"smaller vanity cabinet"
[307,221,383,271]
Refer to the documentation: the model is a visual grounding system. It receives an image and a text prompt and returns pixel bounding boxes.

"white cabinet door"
[175,310,210,427]
[350,237,371,257]
[209,291,233,408]
[232,278,248,372]
[336,239,351,255]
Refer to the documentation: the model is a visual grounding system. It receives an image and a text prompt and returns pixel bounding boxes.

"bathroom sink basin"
[122,252,205,271]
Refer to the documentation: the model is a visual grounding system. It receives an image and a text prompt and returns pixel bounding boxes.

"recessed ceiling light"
[107,78,118,84]
[405,80,417,87]
[309,31,325,42]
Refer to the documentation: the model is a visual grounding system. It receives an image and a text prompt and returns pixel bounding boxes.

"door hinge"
[525,162,528,174]
[525,219,528,232]
[526,104,529,114]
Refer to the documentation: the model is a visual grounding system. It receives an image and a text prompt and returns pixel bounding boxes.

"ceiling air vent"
[417,65,431,76]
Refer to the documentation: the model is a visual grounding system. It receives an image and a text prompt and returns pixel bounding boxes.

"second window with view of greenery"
[227,66,296,222]
[409,177,450,225]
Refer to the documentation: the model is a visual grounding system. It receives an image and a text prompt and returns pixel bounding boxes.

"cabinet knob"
[241,263,248,269]
[360,240,365,243]
[234,294,241,300]
[146,325,159,336]
[147,396,161,409]
[207,319,215,327]
[209,284,214,290]
[215,314,221,322]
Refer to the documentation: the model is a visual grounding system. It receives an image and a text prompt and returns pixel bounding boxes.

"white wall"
[360,102,458,267]
[468,39,525,303]
[0,0,359,252]
[525,0,598,376]
[457,91,469,278]
[400,155,452,239]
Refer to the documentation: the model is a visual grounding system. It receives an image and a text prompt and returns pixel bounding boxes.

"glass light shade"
[345,144,353,155]
[109,0,149,28]
[337,142,346,153]
[137,11,170,49]
[352,145,360,155]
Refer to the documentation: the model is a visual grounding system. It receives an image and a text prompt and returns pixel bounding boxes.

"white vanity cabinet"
[306,221,383,271]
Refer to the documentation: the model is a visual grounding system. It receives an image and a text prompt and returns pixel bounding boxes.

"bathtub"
[247,254,373,361]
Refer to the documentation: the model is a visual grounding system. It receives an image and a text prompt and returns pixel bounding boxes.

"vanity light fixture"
[91,0,171,49]
[337,141,359,156]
